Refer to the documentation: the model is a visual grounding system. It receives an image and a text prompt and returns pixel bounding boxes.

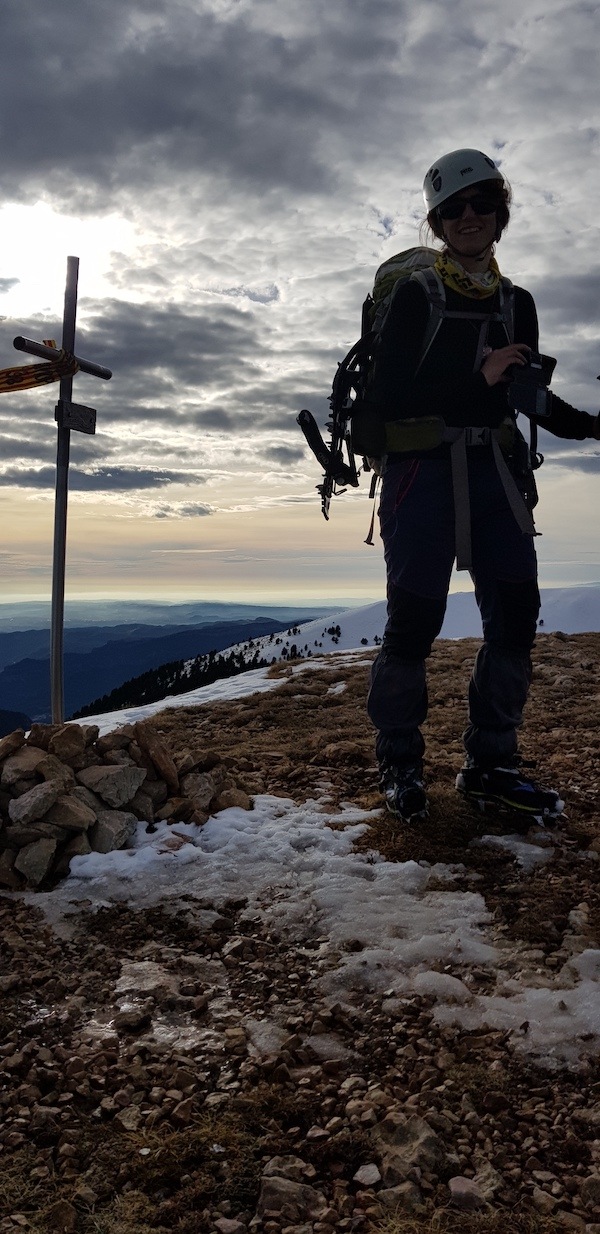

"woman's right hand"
[481,344,531,387]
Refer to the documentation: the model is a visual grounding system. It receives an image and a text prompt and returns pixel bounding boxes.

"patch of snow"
[27,791,600,1069]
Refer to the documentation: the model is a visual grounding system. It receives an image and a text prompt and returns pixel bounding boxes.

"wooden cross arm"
[13,335,112,381]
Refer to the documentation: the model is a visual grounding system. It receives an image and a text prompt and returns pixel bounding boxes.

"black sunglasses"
[438,194,498,221]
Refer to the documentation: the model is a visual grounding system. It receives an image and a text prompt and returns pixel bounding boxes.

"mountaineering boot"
[456,756,564,823]
[380,762,428,824]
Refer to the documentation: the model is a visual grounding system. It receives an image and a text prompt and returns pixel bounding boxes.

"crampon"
[380,763,429,825]
[456,757,564,827]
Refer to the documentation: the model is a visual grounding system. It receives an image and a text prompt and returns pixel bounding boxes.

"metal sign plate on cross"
[55,398,97,435]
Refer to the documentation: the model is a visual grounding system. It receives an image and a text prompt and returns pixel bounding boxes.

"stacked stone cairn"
[0,719,251,890]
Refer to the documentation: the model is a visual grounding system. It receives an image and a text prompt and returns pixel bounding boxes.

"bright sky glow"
[0,203,137,319]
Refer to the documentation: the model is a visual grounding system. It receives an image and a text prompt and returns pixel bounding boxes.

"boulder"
[377,1181,424,1213]
[449,1176,488,1210]
[580,1174,600,1205]
[26,724,60,750]
[0,729,26,761]
[103,749,137,767]
[76,764,147,808]
[180,771,216,811]
[90,809,138,853]
[135,720,179,793]
[256,1176,327,1219]
[71,785,102,817]
[353,1164,382,1187]
[48,725,87,764]
[14,837,58,886]
[53,832,93,878]
[472,1159,504,1201]
[36,753,76,791]
[8,779,62,826]
[1,746,46,787]
[5,821,67,847]
[45,794,97,832]
[214,787,251,811]
[96,727,135,753]
[79,724,100,746]
[373,1113,449,1185]
[155,797,195,822]
[262,1157,312,1183]
[127,788,155,821]
[141,779,169,807]
[11,776,40,797]
[115,1105,143,1132]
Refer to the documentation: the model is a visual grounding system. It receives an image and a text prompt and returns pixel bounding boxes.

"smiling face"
[438,188,498,269]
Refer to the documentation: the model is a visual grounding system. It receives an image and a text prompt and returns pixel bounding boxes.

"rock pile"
[0,719,251,890]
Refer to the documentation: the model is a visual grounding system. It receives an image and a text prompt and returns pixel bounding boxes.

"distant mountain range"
[0,623,208,674]
[0,612,325,722]
[0,600,331,632]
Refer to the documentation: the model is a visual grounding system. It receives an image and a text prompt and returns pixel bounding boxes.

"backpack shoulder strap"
[410,266,447,374]
[498,276,515,343]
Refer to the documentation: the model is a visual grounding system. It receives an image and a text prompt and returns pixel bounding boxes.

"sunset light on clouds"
[1,0,599,604]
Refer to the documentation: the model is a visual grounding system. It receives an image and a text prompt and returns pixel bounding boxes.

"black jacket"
[370,277,595,440]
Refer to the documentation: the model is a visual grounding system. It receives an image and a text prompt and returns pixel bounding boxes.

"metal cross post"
[13,256,112,723]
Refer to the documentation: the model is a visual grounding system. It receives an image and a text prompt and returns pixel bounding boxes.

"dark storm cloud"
[264,444,307,465]
[78,298,266,386]
[526,271,600,329]
[192,408,237,430]
[0,433,64,464]
[0,298,273,440]
[0,399,105,468]
[0,279,19,294]
[0,0,402,206]
[0,465,206,490]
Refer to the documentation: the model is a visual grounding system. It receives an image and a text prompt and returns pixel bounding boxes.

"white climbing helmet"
[423,148,504,212]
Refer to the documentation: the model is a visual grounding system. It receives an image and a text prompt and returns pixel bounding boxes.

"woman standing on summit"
[366,148,600,826]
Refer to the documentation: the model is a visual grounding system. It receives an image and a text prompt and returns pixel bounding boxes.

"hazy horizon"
[1,579,599,628]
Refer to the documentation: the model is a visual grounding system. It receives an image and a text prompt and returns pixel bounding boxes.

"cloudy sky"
[1,0,599,606]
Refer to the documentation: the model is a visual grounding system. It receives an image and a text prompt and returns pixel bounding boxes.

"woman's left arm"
[516,287,600,440]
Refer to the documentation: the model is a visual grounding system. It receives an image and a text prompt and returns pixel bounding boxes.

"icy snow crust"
[33,725,596,1068]
[34,794,600,1070]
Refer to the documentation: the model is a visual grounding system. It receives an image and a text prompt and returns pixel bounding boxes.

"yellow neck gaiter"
[434,252,501,300]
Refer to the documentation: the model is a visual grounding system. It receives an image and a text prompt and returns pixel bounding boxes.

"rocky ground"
[1,632,600,1234]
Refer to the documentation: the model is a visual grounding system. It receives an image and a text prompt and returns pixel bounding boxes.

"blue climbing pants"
[367,451,540,768]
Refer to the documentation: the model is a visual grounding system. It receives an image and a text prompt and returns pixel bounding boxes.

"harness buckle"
[464,426,492,446]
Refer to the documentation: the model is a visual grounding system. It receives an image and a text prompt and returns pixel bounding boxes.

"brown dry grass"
[372,1213,568,1233]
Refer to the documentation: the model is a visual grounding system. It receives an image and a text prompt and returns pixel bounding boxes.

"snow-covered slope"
[224,583,600,663]
[79,584,600,735]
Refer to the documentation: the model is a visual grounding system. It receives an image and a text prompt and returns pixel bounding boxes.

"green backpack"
[298,246,515,517]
